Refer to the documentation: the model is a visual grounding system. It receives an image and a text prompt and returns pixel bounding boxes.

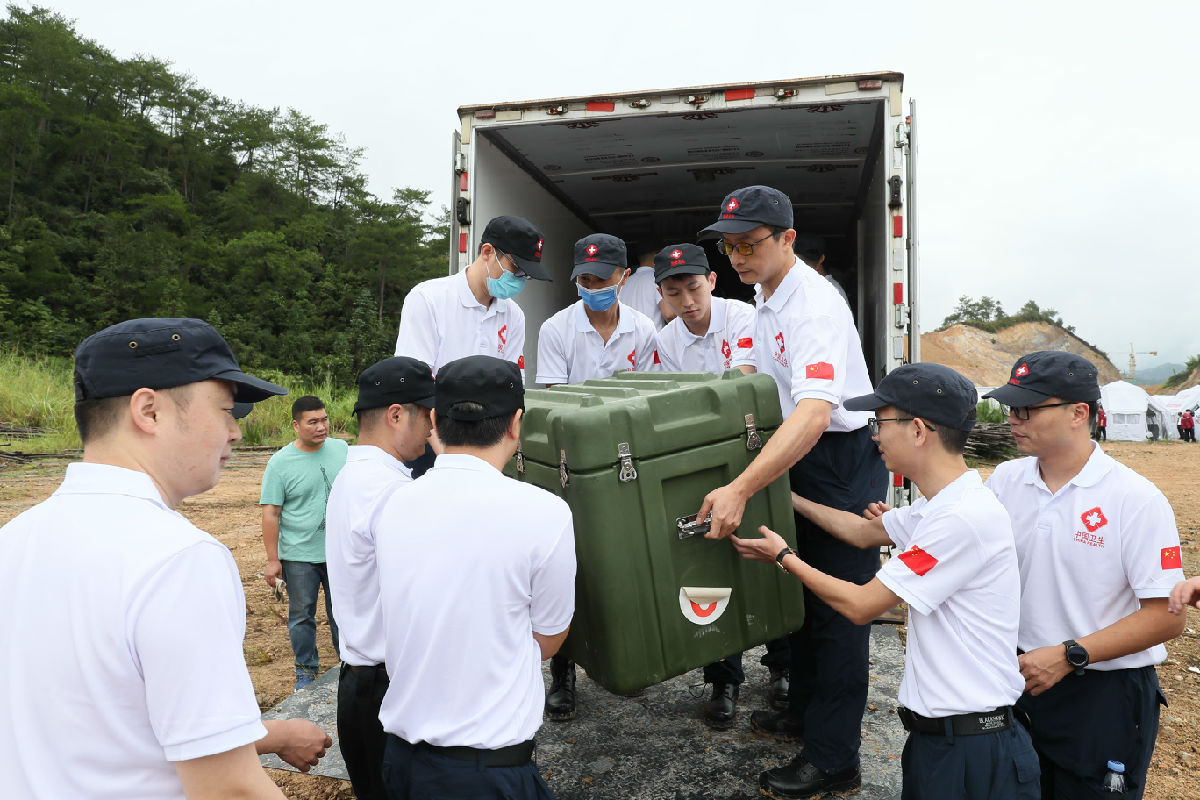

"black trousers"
[338,662,390,800]
[1016,666,1164,800]
[901,723,1040,799]
[787,426,888,774]
[702,637,791,684]
[382,735,554,800]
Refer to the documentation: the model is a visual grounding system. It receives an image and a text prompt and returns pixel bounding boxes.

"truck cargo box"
[508,370,803,694]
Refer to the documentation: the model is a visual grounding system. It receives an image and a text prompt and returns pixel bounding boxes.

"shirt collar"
[916,469,983,518]
[573,300,635,334]
[755,257,805,313]
[53,462,172,511]
[1021,441,1114,491]
[431,452,500,473]
[455,268,506,318]
[347,445,412,478]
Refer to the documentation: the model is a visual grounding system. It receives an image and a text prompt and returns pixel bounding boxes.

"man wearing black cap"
[984,352,1185,800]
[325,357,435,800]
[653,242,790,726]
[735,363,1038,799]
[374,355,575,800]
[696,185,887,797]
[794,235,848,305]
[0,318,332,799]
[535,232,658,387]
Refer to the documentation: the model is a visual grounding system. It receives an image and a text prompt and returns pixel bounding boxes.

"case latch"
[515,447,525,475]
[617,442,638,483]
[745,414,762,450]
[559,449,569,489]
[676,513,712,539]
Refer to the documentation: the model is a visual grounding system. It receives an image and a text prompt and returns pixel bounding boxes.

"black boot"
[545,655,575,721]
[767,667,790,710]
[750,708,805,741]
[760,756,861,799]
[703,682,739,730]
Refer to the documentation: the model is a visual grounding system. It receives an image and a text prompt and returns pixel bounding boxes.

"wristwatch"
[1063,639,1089,675]
[775,546,795,571]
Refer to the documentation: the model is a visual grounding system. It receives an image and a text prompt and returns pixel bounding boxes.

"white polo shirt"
[535,301,658,385]
[0,463,266,800]
[656,296,756,374]
[987,443,1184,670]
[755,258,873,431]
[621,266,665,330]
[376,454,575,749]
[394,270,526,375]
[878,470,1025,718]
[325,445,412,667]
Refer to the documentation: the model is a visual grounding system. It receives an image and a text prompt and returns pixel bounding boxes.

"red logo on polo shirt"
[898,545,938,576]
[671,249,683,259]
[1162,546,1183,570]
[653,350,661,365]
[772,332,788,367]
[586,244,598,256]
[627,349,636,369]
[806,361,835,380]
[1081,507,1107,532]
[737,337,753,349]
[775,332,785,352]
[517,355,525,369]
[497,324,507,350]
[722,340,732,359]
[726,197,740,212]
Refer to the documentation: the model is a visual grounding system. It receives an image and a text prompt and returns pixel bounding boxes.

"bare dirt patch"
[2,440,1198,799]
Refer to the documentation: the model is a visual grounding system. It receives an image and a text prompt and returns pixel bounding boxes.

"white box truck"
[449,71,918,393]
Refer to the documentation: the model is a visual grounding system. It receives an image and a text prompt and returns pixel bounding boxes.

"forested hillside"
[0,5,445,383]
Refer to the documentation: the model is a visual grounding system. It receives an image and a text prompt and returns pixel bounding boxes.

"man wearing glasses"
[984,351,1185,799]
[696,185,887,798]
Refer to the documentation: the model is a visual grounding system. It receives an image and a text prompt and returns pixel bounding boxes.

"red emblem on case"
[690,601,717,618]
[726,197,739,212]
[898,545,938,576]
[1081,507,1107,532]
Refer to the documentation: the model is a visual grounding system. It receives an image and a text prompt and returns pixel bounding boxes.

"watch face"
[1066,645,1087,667]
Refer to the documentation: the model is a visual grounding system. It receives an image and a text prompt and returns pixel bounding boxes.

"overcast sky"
[30,0,1200,370]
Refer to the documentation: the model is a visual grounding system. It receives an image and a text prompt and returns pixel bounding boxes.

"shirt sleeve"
[878,507,985,616]
[635,317,659,372]
[530,513,577,635]
[505,305,526,370]
[395,285,440,363]
[535,317,569,385]
[1119,490,1185,598]
[131,541,267,761]
[655,327,681,372]
[259,456,284,506]
[784,308,848,407]
[727,302,756,369]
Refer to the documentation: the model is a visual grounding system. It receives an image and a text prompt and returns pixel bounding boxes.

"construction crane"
[1128,343,1157,380]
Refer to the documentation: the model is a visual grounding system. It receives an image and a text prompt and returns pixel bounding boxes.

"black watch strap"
[775,546,794,571]
[1063,639,1089,675]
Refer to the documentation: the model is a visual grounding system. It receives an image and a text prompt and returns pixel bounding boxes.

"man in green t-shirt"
[261,395,349,690]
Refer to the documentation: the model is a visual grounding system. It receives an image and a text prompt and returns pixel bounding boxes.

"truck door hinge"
[744,414,762,451]
[617,442,638,483]
[894,121,910,149]
[559,449,569,489]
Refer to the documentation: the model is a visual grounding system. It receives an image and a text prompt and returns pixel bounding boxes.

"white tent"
[1146,394,1183,440]
[1176,384,1200,413]
[1100,381,1151,441]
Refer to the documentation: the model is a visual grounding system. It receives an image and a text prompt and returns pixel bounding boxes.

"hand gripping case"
[508,370,805,694]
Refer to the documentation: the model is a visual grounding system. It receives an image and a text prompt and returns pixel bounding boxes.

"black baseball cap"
[794,235,825,263]
[74,318,287,403]
[435,355,524,421]
[570,234,628,280]
[481,216,550,281]
[697,185,794,239]
[354,356,435,414]
[983,351,1101,407]
[653,243,710,283]
[845,363,979,432]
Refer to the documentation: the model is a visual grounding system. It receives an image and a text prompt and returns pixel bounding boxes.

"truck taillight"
[893,215,903,237]
[459,172,468,192]
[858,80,883,90]
[893,282,904,305]
[473,109,496,119]
[893,473,904,487]
[586,101,615,112]
[725,88,755,102]
[459,233,468,254]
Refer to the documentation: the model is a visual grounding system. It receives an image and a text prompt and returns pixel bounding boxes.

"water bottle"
[1101,760,1127,797]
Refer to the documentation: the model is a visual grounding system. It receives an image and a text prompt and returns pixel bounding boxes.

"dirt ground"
[1,440,1198,799]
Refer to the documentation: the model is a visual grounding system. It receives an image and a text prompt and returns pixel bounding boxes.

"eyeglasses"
[1002,401,1078,421]
[495,250,528,278]
[716,232,778,257]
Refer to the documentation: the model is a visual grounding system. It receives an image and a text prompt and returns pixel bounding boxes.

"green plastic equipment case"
[508,370,804,695]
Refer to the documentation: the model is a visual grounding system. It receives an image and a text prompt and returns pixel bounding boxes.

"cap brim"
[570,262,620,280]
[655,266,710,283]
[353,393,436,414]
[232,402,255,419]
[843,392,889,412]
[697,219,763,239]
[512,254,551,281]
[982,383,1050,406]
[213,370,289,402]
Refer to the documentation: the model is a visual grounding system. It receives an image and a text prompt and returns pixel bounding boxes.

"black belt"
[343,662,386,675]
[898,706,1013,736]
[421,739,535,767]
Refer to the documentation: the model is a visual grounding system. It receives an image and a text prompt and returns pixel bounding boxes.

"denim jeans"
[280,560,339,682]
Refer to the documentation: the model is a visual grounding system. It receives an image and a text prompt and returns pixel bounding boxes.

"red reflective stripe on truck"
[893,282,904,304]
[893,215,903,237]
[725,88,755,101]
[459,233,468,253]
[586,101,615,112]
[893,473,904,487]
[459,172,468,191]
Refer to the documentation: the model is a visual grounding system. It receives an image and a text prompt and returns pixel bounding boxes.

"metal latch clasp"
[515,447,525,475]
[745,414,762,451]
[676,513,712,539]
[559,449,569,489]
[617,442,637,483]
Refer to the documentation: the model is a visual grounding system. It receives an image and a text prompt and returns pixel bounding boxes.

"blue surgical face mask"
[577,278,622,312]
[486,254,527,299]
